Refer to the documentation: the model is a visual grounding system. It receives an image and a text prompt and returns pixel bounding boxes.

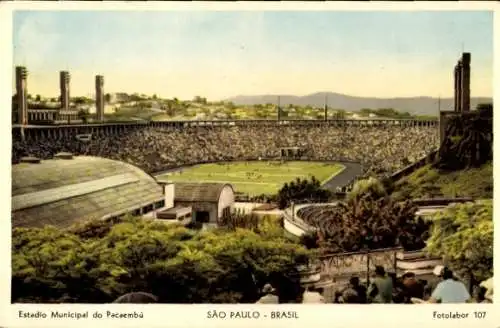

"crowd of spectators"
[331,265,492,304]
[12,124,439,177]
[255,265,491,304]
[86,265,495,304]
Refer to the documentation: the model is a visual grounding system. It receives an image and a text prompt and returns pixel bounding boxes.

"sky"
[12,10,493,100]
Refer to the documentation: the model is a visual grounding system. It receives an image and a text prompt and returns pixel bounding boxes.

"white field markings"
[168,164,343,177]
[186,162,340,172]
[319,164,346,186]
[170,171,312,179]
[162,163,346,187]
[173,168,308,175]
[168,179,282,186]
[166,174,282,186]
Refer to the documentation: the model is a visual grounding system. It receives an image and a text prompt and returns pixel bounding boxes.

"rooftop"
[172,182,233,203]
[12,156,164,228]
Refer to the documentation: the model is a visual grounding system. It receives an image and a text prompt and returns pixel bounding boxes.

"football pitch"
[156,161,345,196]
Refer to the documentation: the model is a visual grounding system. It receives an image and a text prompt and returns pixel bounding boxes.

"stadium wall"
[12,118,438,142]
[389,150,438,182]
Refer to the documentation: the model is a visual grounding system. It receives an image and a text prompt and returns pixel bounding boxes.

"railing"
[412,197,474,207]
[316,247,403,288]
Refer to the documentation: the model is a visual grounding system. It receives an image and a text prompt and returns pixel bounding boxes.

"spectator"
[368,266,393,303]
[302,286,325,303]
[340,287,360,304]
[473,286,488,303]
[400,272,424,303]
[479,277,493,303]
[346,276,367,304]
[424,265,444,299]
[12,124,439,180]
[256,284,279,304]
[428,267,470,303]
[333,291,343,304]
[113,292,158,303]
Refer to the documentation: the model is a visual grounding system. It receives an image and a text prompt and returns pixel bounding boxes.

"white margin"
[0,2,498,328]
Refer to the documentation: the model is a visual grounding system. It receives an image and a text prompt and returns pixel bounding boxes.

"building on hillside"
[11,155,168,229]
[108,92,131,104]
[156,182,235,225]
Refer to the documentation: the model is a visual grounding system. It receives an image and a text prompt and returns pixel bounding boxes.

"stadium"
[12,119,439,191]
[10,52,493,305]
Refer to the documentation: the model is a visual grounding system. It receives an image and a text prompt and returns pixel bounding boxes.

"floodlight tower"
[277,96,281,121]
[95,75,105,121]
[324,94,328,121]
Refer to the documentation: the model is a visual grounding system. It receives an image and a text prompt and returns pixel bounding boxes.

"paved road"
[322,162,364,192]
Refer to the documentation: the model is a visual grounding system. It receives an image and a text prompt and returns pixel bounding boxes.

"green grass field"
[156,161,345,196]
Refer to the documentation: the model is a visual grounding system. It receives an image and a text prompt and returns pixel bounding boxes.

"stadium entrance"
[280,147,304,160]
[195,211,210,223]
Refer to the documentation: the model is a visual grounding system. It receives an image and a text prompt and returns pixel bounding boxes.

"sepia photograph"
[9,8,493,308]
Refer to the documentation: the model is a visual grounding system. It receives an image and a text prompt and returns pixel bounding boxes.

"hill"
[391,161,493,200]
[225,92,491,116]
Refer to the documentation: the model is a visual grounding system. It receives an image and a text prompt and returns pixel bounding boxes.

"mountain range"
[225,92,492,116]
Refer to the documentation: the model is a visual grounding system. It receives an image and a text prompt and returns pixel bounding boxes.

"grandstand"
[12,121,439,194]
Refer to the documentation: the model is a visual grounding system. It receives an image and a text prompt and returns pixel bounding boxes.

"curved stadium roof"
[172,182,233,203]
[12,156,164,229]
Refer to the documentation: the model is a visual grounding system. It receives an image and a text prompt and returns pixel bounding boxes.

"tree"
[300,231,320,250]
[218,209,260,232]
[346,177,387,202]
[77,109,90,123]
[298,178,429,253]
[73,97,91,105]
[425,200,493,288]
[332,109,346,119]
[360,108,372,116]
[12,217,311,303]
[35,94,41,102]
[12,226,109,303]
[276,177,331,209]
[165,101,175,116]
[374,108,403,118]
[193,96,207,105]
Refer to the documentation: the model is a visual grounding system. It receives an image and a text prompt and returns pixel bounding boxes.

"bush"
[276,176,331,209]
[425,200,493,286]
[393,162,493,200]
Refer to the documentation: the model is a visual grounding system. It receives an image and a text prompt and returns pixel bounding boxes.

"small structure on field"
[280,147,304,160]
[168,182,235,224]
